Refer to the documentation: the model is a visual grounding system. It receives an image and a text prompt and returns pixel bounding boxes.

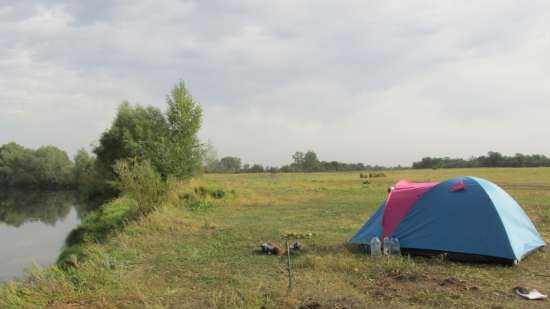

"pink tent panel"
[382,180,438,237]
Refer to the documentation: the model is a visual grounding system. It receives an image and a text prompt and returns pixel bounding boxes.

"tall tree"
[165,81,203,178]
[94,81,203,180]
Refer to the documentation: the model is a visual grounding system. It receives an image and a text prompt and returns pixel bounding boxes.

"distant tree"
[0,142,74,188]
[73,149,105,195]
[282,150,368,172]
[292,152,305,166]
[0,142,37,186]
[74,149,94,178]
[303,151,320,171]
[34,146,74,187]
[219,156,242,172]
[412,151,550,169]
[485,151,504,167]
[248,164,265,173]
[202,141,219,173]
[280,165,291,172]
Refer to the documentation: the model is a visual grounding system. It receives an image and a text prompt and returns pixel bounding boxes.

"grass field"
[1,168,550,308]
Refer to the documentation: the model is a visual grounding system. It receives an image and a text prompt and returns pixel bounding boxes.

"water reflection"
[0,190,98,281]
[0,190,94,226]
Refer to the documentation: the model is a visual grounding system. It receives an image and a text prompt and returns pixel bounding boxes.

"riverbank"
[1,168,549,308]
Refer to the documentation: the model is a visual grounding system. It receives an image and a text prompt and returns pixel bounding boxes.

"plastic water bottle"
[370,237,381,256]
[390,237,401,256]
[383,237,391,255]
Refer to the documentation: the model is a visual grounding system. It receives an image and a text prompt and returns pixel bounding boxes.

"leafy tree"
[94,81,203,180]
[165,81,203,178]
[292,152,305,166]
[248,164,265,173]
[219,156,242,172]
[0,142,74,188]
[34,146,74,187]
[73,149,107,196]
[303,151,320,171]
[94,102,170,177]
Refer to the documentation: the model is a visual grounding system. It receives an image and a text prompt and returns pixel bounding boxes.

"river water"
[0,190,94,281]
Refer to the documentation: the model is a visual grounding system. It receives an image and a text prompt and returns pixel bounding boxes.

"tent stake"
[286,239,292,293]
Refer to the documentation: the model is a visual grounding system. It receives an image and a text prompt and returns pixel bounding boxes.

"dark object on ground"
[514,286,547,300]
[299,302,321,309]
[260,242,301,256]
[401,248,517,265]
[288,241,301,253]
[260,243,282,255]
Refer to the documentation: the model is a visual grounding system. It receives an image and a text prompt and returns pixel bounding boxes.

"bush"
[178,183,234,212]
[112,158,166,215]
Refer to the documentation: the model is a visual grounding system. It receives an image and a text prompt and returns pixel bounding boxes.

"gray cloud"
[1,0,550,166]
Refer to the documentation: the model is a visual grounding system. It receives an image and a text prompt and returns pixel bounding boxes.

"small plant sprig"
[281,232,314,240]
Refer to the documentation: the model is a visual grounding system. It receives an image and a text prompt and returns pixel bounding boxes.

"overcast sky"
[1,1,549,166]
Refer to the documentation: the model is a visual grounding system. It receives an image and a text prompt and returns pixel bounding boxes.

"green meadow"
[1,168,549,309]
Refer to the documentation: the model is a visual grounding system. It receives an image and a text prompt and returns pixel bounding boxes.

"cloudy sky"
[1,1,549,166]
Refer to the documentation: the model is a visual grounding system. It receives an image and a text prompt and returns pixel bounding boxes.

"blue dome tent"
[350,176,545,264]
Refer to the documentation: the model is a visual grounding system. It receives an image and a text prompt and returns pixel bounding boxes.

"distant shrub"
[193,186,226,199]
[179,184,234,212]
[360,172,386,178]
[369,172,386,178]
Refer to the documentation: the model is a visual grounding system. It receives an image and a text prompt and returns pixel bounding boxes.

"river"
[0,190,95,281]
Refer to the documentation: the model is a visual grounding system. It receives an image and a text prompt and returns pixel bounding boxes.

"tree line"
[0,143,75,189]
[203,150,384,173]
[1,81,204,196]
[412,151,550,169]
[4,83,550,189]
[280,151,374,172]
